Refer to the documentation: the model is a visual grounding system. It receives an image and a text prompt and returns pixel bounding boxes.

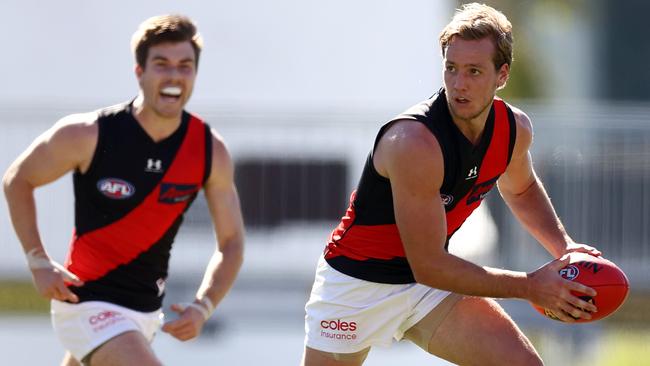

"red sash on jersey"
[445,98,511,235]
[65,116,206,281]
[326,98,512,262]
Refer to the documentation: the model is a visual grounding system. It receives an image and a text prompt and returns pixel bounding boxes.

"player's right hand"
[526,255,597,322]
[27,248,83,303]
[29,257,84,303]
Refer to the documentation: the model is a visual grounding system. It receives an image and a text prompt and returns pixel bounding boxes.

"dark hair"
[439,3,513,69]
[131,14,203,69]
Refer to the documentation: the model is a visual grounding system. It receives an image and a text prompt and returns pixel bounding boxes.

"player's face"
[136,41,197,120]
[443,36,509,125]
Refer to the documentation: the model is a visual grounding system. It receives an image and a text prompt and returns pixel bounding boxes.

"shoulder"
[374,119,444,184]
[29,112,99,163]
[208,128,229,161]
[48,112,99,142]
[379,119,441,153]
[507,104,532,139]
[15,111,99,175]
[205,127,234,185]
[505,103,533,157]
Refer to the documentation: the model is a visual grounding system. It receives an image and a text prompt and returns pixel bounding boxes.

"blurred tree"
[597,0,650,101]
[450,0,598,100]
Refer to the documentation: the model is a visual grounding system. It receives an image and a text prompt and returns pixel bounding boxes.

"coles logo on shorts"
[320,319,358,341]
[88,310,126,333]
[97,178,135,199]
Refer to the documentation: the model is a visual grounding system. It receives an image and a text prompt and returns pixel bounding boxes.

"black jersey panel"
[73,102,190,236]
[327,256,415,284]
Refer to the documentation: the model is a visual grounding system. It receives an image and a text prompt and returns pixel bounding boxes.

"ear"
[135,64,144,80]
[496,63,510,89]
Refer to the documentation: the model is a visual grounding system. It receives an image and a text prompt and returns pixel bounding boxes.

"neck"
[450,101,493,146]
[453,117,486,145]
[132,95,183,142]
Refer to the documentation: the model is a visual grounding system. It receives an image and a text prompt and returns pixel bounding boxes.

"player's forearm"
[501,178,571,258]
[3,173,46,255]
[195,238,243,308]
[412,253,530,299]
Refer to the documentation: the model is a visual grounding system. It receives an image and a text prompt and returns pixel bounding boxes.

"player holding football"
[302,3,601,365]
[3,15,244,365]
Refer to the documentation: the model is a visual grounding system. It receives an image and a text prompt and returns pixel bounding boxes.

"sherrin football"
[532,252,629,322]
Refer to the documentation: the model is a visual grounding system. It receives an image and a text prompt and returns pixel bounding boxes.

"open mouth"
[160,86,182,101]
[455,97,470,104]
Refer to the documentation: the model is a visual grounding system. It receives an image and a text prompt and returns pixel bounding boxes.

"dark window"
[235,159,348,228]
[183,158,348,229]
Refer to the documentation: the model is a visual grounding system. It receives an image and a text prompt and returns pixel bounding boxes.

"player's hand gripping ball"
[533,252,629,322]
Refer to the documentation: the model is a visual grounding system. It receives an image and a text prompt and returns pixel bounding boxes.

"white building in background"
[0,0,453,280]
[6,2,643,286]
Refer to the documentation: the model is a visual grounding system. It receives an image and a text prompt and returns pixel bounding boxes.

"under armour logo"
[156,278,166,297]
[145,158,163,173]
[465,166,478,180]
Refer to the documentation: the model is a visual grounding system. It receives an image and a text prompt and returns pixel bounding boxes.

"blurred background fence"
[1,98,649,365]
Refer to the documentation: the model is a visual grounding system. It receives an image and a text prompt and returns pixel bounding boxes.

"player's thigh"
[301,346,370,366]
[87,330,162,366]
[421,296,542,366]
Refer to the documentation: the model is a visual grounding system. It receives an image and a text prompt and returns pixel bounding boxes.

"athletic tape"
[199,296,215,315]
[177,297,214,321]
[26,248,81,282]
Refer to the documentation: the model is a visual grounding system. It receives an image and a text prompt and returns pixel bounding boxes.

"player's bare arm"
[162,129,244,341]
[494,107,600,320]
[374,120,524,297]
[374,119,595,321]
[2,113,97,303]
[497,106,600,258]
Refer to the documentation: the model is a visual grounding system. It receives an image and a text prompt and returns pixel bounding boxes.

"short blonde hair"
[439,3,513,69]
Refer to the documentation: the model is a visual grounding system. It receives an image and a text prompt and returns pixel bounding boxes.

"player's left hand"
[161,302,207,341]
[563,242,602,257]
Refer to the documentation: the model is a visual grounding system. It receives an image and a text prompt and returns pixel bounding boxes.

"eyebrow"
[150,55,195,64]
[445,60,485,68]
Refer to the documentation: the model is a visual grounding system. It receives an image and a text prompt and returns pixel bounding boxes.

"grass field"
[595,329,650,366]
[0,280,49,313]
[0,281,646,365]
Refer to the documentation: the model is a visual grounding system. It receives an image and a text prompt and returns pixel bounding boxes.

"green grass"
[595,328,650,366]
[528,322,650,366]
[0,280,49,314]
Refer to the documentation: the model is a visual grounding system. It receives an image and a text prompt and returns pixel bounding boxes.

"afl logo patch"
[559,265,580,281]
[441,194,454,206]
[97,178,135,199]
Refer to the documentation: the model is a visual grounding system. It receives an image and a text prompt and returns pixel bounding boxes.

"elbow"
[410,260,434,285]
[3,168,33,200]
[2,168,18,198]
[411,267,427,284]
[408,252,449,287]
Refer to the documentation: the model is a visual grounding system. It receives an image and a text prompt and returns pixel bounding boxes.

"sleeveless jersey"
[324,89,516,284]
[64,102,212,312]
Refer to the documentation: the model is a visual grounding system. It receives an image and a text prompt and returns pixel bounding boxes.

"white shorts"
[304,256,451,354]
[51,300,163,361]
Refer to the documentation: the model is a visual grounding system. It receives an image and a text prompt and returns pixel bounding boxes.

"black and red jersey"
[65,101,212,312]
[324,89,516,284]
